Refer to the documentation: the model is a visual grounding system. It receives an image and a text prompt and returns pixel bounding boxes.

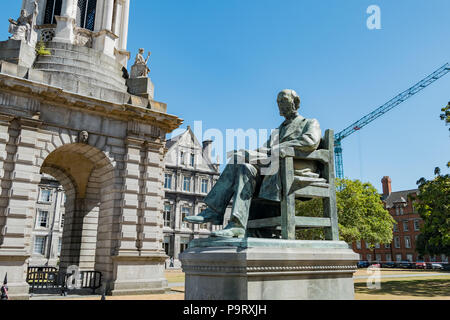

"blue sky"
[1,0,449,193]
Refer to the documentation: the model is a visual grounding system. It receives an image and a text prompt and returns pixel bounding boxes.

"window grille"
[77,0,97,31]
[43,0,62,24]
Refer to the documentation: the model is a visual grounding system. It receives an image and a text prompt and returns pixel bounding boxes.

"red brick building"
[351,176,448,264]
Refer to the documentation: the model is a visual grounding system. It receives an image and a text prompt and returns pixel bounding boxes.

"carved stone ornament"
[79,131,89,144]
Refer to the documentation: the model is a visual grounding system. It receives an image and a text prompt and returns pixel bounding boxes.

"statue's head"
[138,48,144,54]
[20,9,27,17]
[277,89,300,119]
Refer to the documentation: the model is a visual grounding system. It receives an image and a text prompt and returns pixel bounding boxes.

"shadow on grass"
[355,278,450,298]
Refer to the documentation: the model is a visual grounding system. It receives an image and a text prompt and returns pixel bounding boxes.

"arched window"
[43,0,62,24]
[77,0,97,31]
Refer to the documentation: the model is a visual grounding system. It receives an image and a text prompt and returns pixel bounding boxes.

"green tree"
[414,170,450,257]
[296,178,395,246]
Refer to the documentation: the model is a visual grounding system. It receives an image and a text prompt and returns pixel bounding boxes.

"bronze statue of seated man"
[184,89,322,238]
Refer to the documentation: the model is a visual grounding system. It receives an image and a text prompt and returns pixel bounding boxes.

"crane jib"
[333,63,450,179]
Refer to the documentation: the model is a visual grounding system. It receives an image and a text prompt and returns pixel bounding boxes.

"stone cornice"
[0,73,183,133]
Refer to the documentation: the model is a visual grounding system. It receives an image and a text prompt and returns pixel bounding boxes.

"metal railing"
[27,267,102,295]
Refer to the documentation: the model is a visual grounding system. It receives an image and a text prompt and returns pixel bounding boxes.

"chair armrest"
[282,147,330,163]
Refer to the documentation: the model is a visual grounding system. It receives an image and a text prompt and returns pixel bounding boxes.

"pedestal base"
[108,254,169,296]
[0,40,36,68]
[53,16,76,44]
[0,255,30,300]
[180,238,359,300]
[126,77,154,99]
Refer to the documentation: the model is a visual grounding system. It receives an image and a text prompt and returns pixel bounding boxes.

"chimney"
[381,176,392,197]
[202,140,213,163]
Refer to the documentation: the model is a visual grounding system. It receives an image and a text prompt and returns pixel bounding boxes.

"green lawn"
[354,275,450,300]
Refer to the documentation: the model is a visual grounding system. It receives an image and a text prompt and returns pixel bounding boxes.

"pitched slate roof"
[382,189,419,208]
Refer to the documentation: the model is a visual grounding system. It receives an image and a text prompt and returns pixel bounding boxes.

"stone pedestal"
[93,30,118,58]
[108,253,169,296]
[180,238,359,300]
[53,16,76,44]
[0,254,29,300]
[0,40,36,68]
[126,77,155,99]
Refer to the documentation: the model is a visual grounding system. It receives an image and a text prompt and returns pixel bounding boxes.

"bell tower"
[24,0,130,66]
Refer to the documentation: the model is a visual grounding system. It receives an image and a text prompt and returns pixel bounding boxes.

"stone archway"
[39,142,116,275]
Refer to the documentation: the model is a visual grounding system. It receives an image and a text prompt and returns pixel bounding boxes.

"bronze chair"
[247,130,339,241]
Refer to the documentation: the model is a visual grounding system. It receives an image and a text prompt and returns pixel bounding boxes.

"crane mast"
[334,63,450,180]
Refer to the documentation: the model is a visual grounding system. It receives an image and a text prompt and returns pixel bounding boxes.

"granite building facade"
[162,127,230,268]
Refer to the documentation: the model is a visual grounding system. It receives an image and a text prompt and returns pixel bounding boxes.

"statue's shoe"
[183,208,222,225]
[211,227,245,239]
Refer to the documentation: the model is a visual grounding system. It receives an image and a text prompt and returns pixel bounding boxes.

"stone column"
[93,0,117,58]
[103,0,114,31]
[108,137,168,295]
[53,0,77,44]
[0,117,42,300]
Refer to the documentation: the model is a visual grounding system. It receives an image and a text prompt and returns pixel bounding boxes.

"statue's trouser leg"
[229,164,259,229]
[203,163,239,217]
[204,163,259,226]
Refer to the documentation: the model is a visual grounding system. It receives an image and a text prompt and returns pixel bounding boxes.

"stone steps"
[44,42,121,68]
[34,61,127,91]
[41,68,128,93]
[36,55,125,79]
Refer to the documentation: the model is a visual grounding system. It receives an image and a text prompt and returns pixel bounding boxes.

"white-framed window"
[375,243,380,249]
[39,189,52,203]
[58,238,62,255]
[163,236,171,256]
[163,204,172,228]
[395,207,399,216]
[367,254,372,262]
[396,254,402,262]
[414,219,420,231]
[183,177,191,192]
[399,207,404,215]
[385,254,392,262]
[180,151,185,165]
[164,174,172,190]
[34,236,46,255]
[375,254,381,262]
[190,154,195,167]
[441,255,448,263]
[394,236,401,249]
[36,210,49,228]
[405,236,411,249]
[365,241,371,249]
[384,243,391,249]
[180,237,190,254]
[393,223,399,232]
[403,220,409,232]
[356,241,361,249]
[60,213,65,230]
[76,0,97,31]
[201,179,208,194]
[43,0,62,24]
[181,206,191,228]
[406,254,413,262]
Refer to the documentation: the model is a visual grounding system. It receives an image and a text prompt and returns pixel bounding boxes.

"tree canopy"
[296,178,395,246]
[414,171,450,257]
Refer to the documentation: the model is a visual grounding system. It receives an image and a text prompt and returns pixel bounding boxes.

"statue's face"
[277,91,297,118]
[20,9,26,17]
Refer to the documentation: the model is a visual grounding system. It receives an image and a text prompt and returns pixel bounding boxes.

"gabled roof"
[382,189,419,208]
[165,127,217,171]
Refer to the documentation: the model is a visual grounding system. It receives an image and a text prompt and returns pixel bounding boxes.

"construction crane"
[334,63,450,179]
